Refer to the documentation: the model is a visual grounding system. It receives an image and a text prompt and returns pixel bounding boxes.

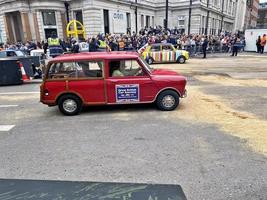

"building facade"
[234,0,246,32]
[244,0,259,29]
[257,2,267,28]
[0,0,240,43]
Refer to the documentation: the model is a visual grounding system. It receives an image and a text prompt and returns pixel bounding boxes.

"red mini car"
[40,52,187,115]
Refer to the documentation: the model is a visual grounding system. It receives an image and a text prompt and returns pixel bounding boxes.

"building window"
[202,16,205,34]
[146,16,150,27]
[42,11,56,26]
[126,13,131,34]
[74,10,83,24]
[178,16,185,27]
[141,15,144,28]
[178,19,185,26]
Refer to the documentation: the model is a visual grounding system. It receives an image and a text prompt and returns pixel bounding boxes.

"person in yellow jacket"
[97,35,110,52]
[48,32,63,57]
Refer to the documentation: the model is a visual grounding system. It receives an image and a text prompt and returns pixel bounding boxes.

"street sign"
[0,179,187,200]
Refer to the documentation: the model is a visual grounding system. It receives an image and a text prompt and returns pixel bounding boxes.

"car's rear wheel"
[177,56,186,64]
[147,57,154,65]
[156,90,180,111]
[58,94,82,116]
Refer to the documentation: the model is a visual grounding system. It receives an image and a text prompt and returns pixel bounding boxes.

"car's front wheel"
[156,90,180,111]
[58,94,82,116]
[177,56,186,64]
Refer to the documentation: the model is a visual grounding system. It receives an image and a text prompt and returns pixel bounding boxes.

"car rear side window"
[48,61,103,79]
[150,45,160,52]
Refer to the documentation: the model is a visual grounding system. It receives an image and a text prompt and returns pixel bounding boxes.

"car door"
[68,61,106,104]
[106,59,158,104]
[149,44,161,63]
[162,44,175,62]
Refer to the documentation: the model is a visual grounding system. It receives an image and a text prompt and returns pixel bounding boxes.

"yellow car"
[139,43,189,64]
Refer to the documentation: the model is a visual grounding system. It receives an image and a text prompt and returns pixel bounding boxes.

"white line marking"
[0,125,15,132]
[0,92,39,95]
[0,105,18,108]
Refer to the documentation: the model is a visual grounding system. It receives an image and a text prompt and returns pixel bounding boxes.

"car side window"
[48,61,103,79]
[109,60,145,77]
[162,45,172,51]
[150,45,161,52]
[7,51,16,57]
[76,61,103,78]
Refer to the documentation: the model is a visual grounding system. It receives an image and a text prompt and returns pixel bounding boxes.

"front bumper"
[181,89,187,98]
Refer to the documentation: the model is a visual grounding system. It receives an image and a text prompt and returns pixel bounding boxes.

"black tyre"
[147,57,153,65]
[177,56,186,64]
[156,90,180,111]
[58,94,82,116]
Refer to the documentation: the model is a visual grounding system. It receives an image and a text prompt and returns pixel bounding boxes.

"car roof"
[51,51,140,63]
[1,50,21,52]
[0,57,20,61]
[152,43,173,46]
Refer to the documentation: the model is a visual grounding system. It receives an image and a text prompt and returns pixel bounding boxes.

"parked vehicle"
[139,43,189,64]
[0,50,27,58]
[0,49,43,78]
[40,52,187,115]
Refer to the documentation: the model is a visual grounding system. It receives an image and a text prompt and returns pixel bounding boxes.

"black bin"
[0,58,23,86]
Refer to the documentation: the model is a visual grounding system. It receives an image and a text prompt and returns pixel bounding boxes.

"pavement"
[0,53,267,200]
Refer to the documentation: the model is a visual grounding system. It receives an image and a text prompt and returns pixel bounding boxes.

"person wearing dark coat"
[202,36,208,59]
[89,38,99,52]
[256,36,261,53]
[231,36,241,56]
[71,39,80,53]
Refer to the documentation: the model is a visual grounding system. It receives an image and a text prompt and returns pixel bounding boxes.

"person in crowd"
[118,39,125,51]
[260,34,266,54]
[47,32,63,58]
[231,35,241,56]
[202,36,208,59]
[256,36,261,53]
[89,37,99,52]
[71,39,80,53]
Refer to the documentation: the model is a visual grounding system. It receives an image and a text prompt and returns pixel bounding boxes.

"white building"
[0,0,240,43]
[234,0,246,32]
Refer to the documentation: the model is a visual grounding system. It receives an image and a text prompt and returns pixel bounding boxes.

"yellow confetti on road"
[195,75,267,87]
[174,86,267,156]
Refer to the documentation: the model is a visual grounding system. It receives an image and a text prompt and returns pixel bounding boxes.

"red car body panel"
[40,52,187,106]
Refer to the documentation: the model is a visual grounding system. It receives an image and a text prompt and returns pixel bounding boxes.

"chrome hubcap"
[180,58,185,63]
[162,95,175,108]
[63,99,77,113]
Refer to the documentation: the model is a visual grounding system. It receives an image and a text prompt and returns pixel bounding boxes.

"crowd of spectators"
[0,26,247,56]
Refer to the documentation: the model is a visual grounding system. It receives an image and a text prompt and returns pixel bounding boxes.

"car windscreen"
[0,51,7,58]
[139,57,153,73]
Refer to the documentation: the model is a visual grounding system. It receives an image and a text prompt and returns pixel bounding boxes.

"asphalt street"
[0,53,266,200]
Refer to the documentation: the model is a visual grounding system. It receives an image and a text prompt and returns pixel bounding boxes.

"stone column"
[32,12,41,42]
[83,7,102,36]
[21,12,32,41]
[3,14,14,43]
[61,12,67,40]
